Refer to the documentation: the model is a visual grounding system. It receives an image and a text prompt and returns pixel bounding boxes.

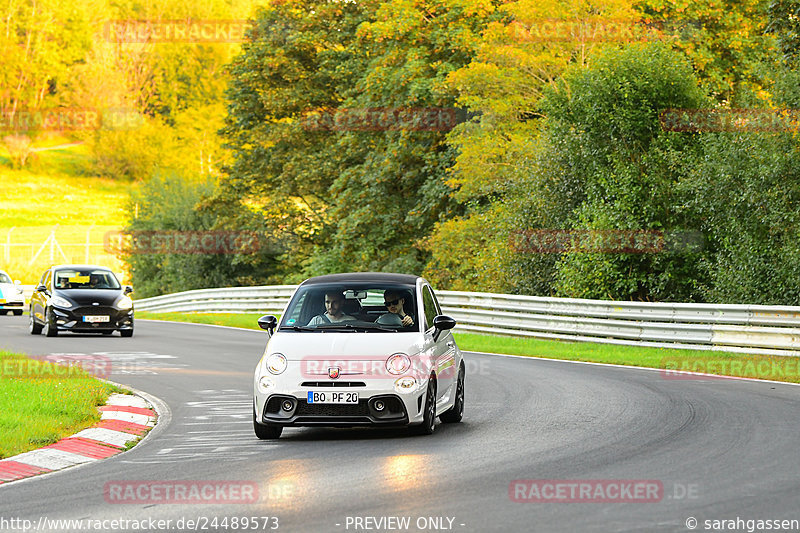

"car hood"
[57,289,122,307]
[265,331,426,361]
[0,283,23,300]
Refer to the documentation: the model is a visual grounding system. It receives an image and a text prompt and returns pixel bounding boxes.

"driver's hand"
[401,315,413,327]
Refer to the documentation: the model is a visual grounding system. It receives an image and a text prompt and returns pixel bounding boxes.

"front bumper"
[254,381,427,428]
[0,300,24,311]
[51,305,134,333]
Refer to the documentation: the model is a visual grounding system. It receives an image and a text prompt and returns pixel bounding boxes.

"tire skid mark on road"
[122,389,264,464]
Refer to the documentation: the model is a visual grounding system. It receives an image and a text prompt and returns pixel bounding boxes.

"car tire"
[120,329,133,338]
[253,411,282,439]
[411,377,436,436]
[440,365,464,424]
[29,310,42,335]
[13,310,22,316]
[43,308,57,337]
[42,309,58,337]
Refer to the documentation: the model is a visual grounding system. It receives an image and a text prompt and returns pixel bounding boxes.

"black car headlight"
[50,295,73,309]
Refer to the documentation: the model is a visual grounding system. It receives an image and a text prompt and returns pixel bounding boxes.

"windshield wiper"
[280,325,319,332]
[314,323,397,332]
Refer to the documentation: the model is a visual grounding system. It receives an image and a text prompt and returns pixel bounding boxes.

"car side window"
[43,270,52,290]
[422,285,438,331]
[430,287,443,315]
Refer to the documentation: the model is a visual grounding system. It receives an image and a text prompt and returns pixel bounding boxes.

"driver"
[307,290,357,326]
[377,289,413,326]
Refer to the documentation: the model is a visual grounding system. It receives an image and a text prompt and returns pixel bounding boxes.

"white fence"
[134,286,800,357]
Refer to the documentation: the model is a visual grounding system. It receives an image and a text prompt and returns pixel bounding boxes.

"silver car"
[0,269,25,316]
[253,273,465,439]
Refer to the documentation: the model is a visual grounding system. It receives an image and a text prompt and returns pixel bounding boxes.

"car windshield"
[0,272,11,284]
[279,283,418,332]
[54,269,121,290]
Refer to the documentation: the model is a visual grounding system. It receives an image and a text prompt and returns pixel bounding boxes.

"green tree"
[123,172,283,297]
[513,43,709,300]
[220,0,493,279]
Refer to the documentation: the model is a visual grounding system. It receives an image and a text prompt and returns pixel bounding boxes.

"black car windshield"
[54,269,121,290]
[279,283,418,332]
[0,272,11,284]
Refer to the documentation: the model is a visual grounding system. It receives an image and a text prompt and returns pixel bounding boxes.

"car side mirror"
[258,315,278,334]
[36,284,47,293]
[124,286,133,295]
[432,315,456,342]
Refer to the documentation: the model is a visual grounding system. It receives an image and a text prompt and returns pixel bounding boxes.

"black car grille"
[72,306,116,317]
[295,400,371,417]
[300,381,366,387]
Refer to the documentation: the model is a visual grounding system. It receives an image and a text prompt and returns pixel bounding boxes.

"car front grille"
[295,400,371,417]
[300,381,366,387]
[72,306,116,317]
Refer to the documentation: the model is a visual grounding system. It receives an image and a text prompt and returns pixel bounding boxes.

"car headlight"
[50,296,72,309]
[386,353,411,375]
[266,353,287,375]
[116,296,133,310]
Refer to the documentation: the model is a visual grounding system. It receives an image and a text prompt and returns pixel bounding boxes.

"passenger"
[89,274,108,289]
[377,290,413,327]
[307,290,357,326]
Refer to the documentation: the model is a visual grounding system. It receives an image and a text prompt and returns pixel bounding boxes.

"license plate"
[83,315,110,323]
[307,391,359,404]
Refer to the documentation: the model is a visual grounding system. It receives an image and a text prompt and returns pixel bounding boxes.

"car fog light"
[282,399,294,411]
[258,377,274,393]
[374,400,385,411]
[394,376,417,393]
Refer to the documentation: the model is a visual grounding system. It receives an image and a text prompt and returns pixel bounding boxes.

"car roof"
[51,264,115,271]
[300,272,422,286]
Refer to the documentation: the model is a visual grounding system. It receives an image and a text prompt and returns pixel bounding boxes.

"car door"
[421,284,456,406]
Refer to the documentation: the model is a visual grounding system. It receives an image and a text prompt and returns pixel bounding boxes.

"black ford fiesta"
[29,265,134,337]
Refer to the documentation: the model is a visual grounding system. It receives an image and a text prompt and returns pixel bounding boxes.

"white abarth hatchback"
[253,273,465,439]
[0,270,25,316]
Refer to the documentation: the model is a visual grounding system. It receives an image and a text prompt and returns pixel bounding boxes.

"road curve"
[1,316,799,533]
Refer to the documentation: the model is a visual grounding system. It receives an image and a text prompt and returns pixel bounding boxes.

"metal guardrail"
[134,286,297,315]
[134,286,800,356]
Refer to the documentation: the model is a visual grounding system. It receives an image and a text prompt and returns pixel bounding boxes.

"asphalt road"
[1,315,800,533]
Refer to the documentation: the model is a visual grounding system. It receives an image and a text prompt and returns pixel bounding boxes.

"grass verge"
[137,311,266,330]
[0,142,132,283]
[134,312,800,385]
[0,351,122,459]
